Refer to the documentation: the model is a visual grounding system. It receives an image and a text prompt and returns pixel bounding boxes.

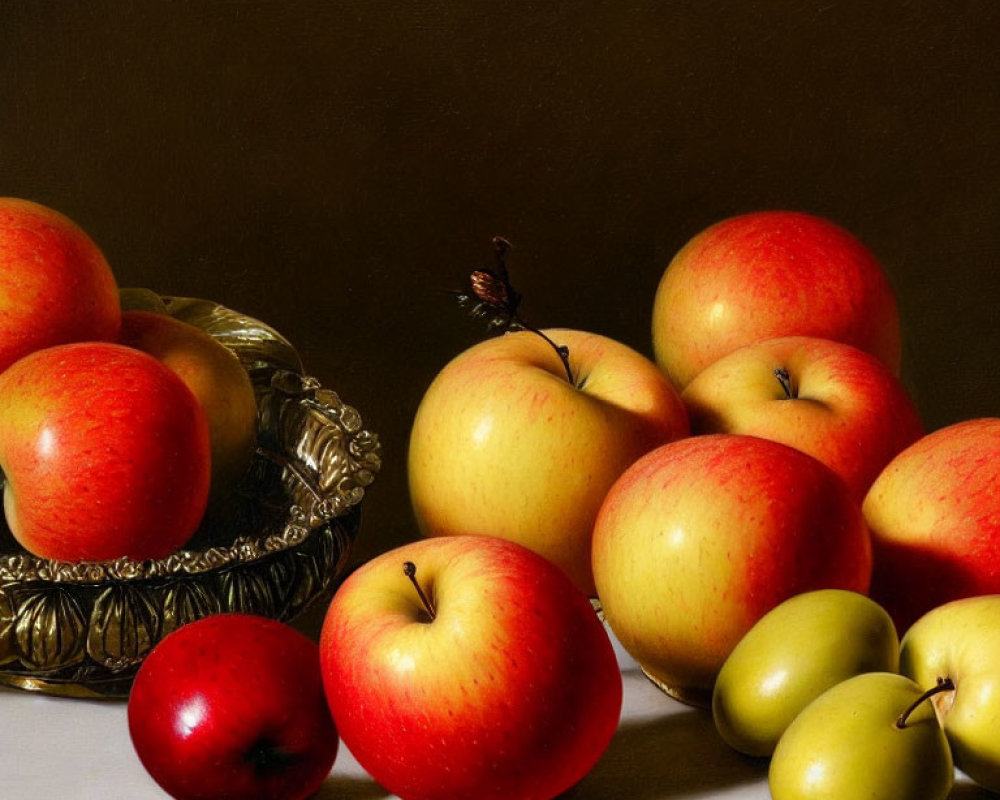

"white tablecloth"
[0,625,990,799]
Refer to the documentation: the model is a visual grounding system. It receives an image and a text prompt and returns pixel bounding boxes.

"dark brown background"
[1,2,997,567]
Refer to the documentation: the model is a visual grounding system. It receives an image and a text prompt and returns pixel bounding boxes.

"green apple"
[769,672,953,800]
[713,589,899,756]
[899,595,1000,793]
[408,327,689,596]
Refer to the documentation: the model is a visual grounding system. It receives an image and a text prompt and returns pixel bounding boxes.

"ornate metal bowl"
[0,294,381,698]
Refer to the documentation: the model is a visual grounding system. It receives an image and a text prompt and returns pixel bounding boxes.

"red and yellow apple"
[129,613,339,800]
[0,342,211,561]
[319,534,622,800]
[863,418,1000,632]
[407,328,688,596]
[0,197,121,373]
[592,434,872,705]
[651,210,901,388]
[681,335,923,501]
[119,310,259,502]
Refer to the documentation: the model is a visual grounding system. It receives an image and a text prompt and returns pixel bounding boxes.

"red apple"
[0,197,121,373]
[0,342,210,561]
[681,335,924,502]
[119,310,259,503]
[320,535,623,800]
[128,613,339,800]
[651,210,901,388]
[863,418,1000,632]
[592,434,871,705]
[408,327,688,596]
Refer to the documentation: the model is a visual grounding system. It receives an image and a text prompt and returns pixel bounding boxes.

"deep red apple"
[320,535,623,800]
[0,342,210,561]
[128,613,339,800]
[0,197,121,373]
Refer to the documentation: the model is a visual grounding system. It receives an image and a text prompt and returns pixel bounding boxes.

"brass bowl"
[0,294,381,698]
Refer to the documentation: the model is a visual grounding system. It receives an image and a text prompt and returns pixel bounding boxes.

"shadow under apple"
[950,781,996,799]
[563,704,766,799]
[871,537,986,634]
[313,775,392,800]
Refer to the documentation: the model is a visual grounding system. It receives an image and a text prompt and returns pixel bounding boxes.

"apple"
[863,417,1000,632]
[128,613,339,800]
[651,210,901,388]
[407,327,688,596]
[119,310,259,502]
[0,197,121,373]
[768,672,954,800]
[319,534,623,800]
[681,335,924,502]
[0,342,210,561]
[591,434,872,706]
[712,589,899,756]
[899,594,1000,793]
[118,286,169,313]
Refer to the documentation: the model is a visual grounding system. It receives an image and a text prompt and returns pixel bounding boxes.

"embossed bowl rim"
[0,293,378,586]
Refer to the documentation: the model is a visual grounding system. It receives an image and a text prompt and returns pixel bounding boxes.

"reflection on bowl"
[0,294,380,698]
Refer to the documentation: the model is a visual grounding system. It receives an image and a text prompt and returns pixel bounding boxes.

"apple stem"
[896,677,955,729]
[456,237,577,386]
[524,327,575,385]
[774,367,795,399]
[403,561,436,621]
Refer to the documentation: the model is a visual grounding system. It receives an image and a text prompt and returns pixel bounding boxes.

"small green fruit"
[713,589,898,756]
[900,594,1000,793]
[769,672,953,800]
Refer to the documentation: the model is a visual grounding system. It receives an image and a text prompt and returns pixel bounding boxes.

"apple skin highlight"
[128,614,339,800]
[408,327,688,597]
[0,342,211,562]
[593,434,872,702]
[320,535,623,800]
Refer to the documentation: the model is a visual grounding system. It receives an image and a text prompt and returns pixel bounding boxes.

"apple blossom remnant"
[455,236,574,384]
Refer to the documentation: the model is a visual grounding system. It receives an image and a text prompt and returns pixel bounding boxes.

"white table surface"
[0,615,992,800]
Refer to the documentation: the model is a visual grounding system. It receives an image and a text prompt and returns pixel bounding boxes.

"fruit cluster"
[119,209,1000,800]
[0,198,258,564]
[714,589,1000,799]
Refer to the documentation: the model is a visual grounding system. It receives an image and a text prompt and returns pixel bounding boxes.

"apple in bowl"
[119,309,259,503]
[0,197,122,373]
[408,327,688,596]
[0,341,211,561]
